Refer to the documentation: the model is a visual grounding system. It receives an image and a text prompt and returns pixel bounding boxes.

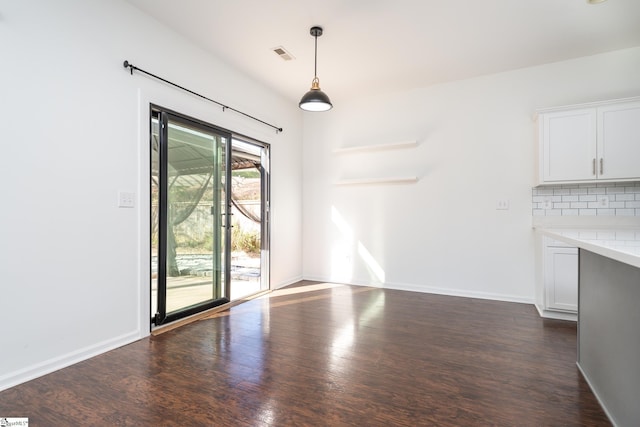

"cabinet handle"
[600,158,604,175]
[592,158,596,175]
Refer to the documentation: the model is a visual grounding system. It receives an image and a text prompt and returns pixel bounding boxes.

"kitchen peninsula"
[536,226,640,427]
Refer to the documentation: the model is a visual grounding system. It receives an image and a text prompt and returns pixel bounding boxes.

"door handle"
[592,158,596,176]
[600,158,603,175]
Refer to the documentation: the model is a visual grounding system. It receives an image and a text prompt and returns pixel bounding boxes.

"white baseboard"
[534,304,577,321]
[272,275,304,289]
[382,280,534,305]
[1,272,304,392]
[302,275,535,305]
[0,330,141,392]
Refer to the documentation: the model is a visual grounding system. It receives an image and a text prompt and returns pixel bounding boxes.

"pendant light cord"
[314,34,318,78]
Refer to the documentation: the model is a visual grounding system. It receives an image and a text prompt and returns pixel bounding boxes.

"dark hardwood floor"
[0,281,611,426]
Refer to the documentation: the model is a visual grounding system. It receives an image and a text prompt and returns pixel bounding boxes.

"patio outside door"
[151,107,231,327]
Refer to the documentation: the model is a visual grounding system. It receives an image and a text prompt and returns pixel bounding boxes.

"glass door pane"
[229,138,270,300]
[151,108,231,326]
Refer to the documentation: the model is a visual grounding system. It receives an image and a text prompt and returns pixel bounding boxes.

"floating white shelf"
[333,140,418,154]
[334,176,419,186]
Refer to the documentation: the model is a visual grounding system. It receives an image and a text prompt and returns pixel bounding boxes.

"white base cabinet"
[544,239,578,313]
[536,236,578,320]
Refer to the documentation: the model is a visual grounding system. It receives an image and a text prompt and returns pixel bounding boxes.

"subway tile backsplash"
[532,182,640,216]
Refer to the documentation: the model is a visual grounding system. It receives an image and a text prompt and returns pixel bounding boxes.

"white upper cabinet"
[541,109,596,183]
[537,97,640,185]
[597,101,640,180]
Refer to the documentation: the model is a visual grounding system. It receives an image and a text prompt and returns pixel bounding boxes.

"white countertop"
[536,227,640,269]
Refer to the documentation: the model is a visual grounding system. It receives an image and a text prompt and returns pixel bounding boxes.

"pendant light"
[299,26,333,112]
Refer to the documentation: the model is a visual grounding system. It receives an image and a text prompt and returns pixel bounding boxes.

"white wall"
[302,47,640,301]
[0,0,302,390]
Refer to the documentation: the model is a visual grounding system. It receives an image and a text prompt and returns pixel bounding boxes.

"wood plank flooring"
[0,281,611,426]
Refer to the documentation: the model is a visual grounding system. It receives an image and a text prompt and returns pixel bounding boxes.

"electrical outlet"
[597,195,609,209]
[118,191,135,208]
[543,197,553,210]
[496,199,509,210]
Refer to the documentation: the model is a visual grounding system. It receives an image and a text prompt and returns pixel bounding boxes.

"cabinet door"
[541,109,597,183]
[544,246,578,312]
[597,101,640,180]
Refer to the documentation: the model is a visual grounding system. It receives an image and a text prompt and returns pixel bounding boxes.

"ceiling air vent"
[272,46,295,61]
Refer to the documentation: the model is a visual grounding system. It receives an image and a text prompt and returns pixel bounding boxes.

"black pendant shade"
[299,78,332,112]
[299,26,333,112]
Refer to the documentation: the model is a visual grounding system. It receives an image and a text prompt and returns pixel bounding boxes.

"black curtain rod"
[123,60,283,133]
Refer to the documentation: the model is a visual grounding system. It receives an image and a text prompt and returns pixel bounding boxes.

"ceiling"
[125,0,640,105]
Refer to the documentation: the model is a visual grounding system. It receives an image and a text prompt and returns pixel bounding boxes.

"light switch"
[118,191,135,208]
[543,197,553,210]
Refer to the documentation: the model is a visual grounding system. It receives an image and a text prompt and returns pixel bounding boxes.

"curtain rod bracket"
[122,59,283,133]
[123,60,133,75]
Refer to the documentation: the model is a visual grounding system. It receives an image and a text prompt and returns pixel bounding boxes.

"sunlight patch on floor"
[270,282,347,297]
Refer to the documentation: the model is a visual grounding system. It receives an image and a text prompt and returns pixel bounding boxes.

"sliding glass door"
[151,106,231,326]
